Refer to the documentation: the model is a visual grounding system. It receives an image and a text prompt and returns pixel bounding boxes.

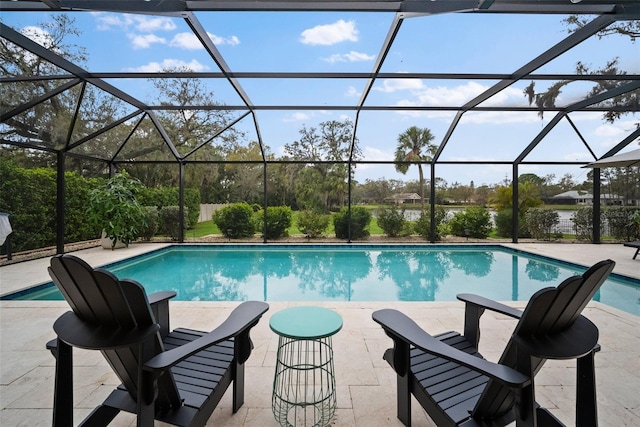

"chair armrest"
[144,301,269,372]
[53,311,160,350]
[511,315,600,360]
[372,309,530,389]
[457,293,523,319]
[147,290,177,339]
[148,291,177,305]
[457,293,522,348]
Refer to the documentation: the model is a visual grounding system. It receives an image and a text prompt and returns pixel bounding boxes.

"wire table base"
[272,336,337,427]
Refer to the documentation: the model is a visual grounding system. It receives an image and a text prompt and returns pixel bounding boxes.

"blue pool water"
[4,245,639,316]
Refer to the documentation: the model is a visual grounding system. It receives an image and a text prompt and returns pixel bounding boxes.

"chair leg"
[52,338,73,427]
[396,373,411,427]
[137,340,156,427]
[233,360,245,413]
[576,351,598,427]
[515,354,537,427]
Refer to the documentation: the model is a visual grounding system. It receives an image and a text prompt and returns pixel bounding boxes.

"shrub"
[0,161,57,252]
[524,208,561,241]
[333,206,371,239]
[64,173,98,244]
[297,210,330,238]
[603,206,640,241]
[140,206,159,241]
[414,206,448,241]
[212,203,256,238]
[377,207,407,237]
[256,206,292,239]
[571,206,604,242]
[138,187,200,228]
[158,206,189,241]
[449,207,492,239]
[87,171,147,248]
[494,209,529,238]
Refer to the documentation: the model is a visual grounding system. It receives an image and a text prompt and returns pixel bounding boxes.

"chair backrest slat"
[49,254,181,408]
[472,259,615,420]
[49,256,98,323]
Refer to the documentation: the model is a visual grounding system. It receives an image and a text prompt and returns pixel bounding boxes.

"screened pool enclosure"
[1,1,639,251]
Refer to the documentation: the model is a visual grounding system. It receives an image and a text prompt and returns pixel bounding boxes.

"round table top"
[270,306,343,339]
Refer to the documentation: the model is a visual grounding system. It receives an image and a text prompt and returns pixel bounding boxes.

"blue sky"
[3,10,639,187]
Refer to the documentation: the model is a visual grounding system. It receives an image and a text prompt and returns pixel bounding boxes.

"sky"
[2,9,639,187]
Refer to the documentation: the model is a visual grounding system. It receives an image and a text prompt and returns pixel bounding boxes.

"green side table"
[270,306,343,427]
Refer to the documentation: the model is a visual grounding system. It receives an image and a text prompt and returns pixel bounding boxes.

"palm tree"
[394,126,437,212]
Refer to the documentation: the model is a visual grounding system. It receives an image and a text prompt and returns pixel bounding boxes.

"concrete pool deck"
[1,243,638,426]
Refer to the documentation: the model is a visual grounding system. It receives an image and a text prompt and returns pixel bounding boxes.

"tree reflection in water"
[376,250,451,301]
[448,250,495,278]
[290,250,372,299]
[183,251,261,300]
[105,247,627,308]
[525,259,560,282]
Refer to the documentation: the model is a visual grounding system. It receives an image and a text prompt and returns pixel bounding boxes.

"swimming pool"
[4,245,639,315]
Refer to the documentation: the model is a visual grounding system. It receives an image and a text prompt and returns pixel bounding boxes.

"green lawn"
[189,213,385,238]
[188,220,220,238]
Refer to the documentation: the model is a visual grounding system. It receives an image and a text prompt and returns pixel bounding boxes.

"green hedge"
[449,207,492,239]
[138,187,200,227]
[414,207,448,241]
[376,207,407,237]
[213,203,256,238]
[0,159,97,252]
[524,208,560,241]
[297,210,330,238]
[333,206,371,239]
[159,206,189,240]
[604,206,640,241]
[256,206,293,239]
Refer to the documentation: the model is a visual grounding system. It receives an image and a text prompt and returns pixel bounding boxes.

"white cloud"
[211,34,240,46]
[300,19,358,46]
[128,33,166,49]
[375,79,424,93]
[283,112,312,122]
[16,26,57,63]
[170,33,203,50]
[170,32,240,49]
[94,13,134,30]
[94,13,175,32]
[323,51,374,63]
[415,81,487,106]
[21,26,54,49]
[126,59,209,72]
[388,82,543,124]
[362,146,391,161]
[594,123,627,138]
[134,16,176,32]
[345,86,360,98]
[593,119,639,148]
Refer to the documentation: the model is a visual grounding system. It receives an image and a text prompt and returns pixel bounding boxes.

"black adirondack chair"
[373,259,615,427]
[46,254,269,427]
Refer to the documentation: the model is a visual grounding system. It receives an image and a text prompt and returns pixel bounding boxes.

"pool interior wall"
[3,244,639,316]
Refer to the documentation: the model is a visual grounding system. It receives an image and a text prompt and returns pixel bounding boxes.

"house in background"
[546,191,625,206]
[547,191,593,205]
[384,193,422,205]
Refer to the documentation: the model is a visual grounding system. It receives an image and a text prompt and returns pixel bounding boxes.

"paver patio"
[1,243,638,426]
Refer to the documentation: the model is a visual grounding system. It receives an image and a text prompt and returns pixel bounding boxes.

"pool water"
[5,245,639,316]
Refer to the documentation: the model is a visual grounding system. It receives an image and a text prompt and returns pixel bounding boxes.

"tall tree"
[283,119,359,212]
[524,20,639,124]
[394,126,437,212]
[1,15,126,176]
